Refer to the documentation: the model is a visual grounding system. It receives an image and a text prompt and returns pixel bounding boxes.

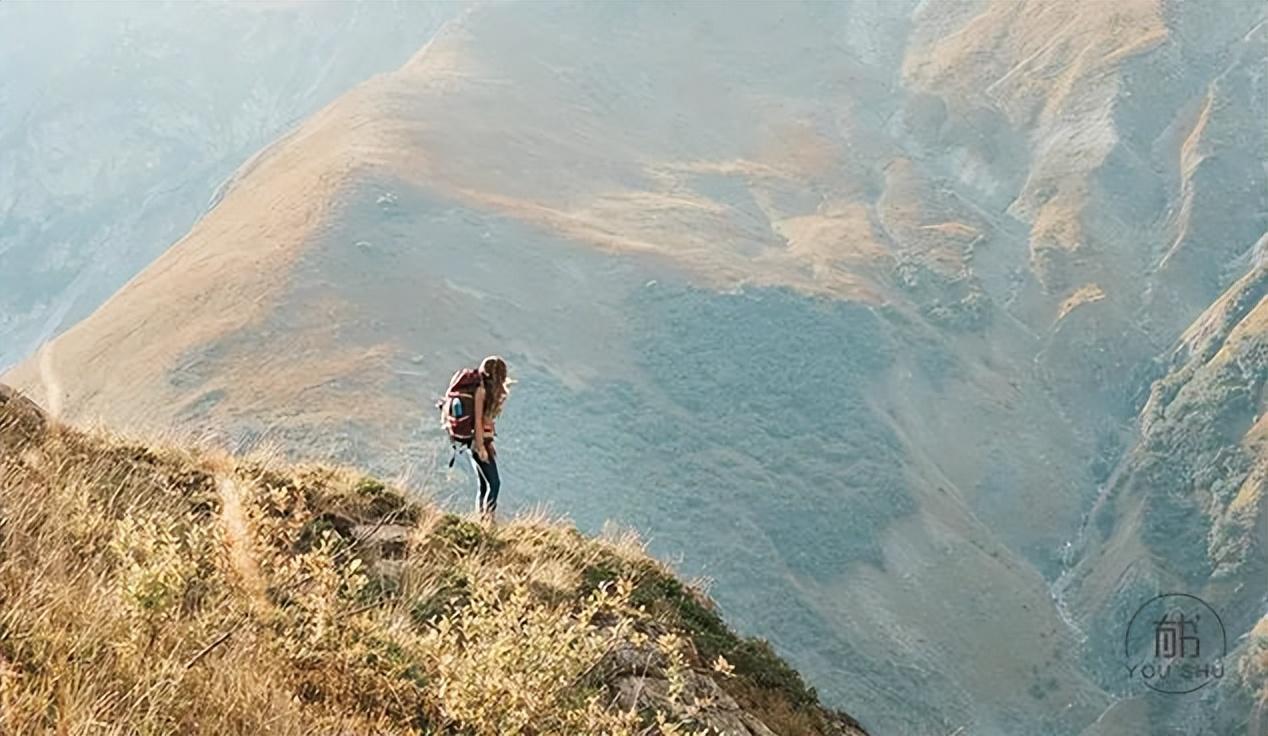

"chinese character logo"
[1154,612,1200,658]
[1125,593,1226,695]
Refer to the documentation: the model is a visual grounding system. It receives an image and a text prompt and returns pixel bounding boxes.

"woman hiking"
[470,355,510,521]
[439,356,512,522]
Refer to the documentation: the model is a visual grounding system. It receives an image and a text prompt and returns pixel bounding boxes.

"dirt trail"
[37,343,61,420]
[216,475,267,605]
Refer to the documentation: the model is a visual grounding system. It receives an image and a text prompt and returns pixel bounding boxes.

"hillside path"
[216,475,267,606]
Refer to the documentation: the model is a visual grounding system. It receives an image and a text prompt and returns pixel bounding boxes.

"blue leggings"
[470,451,500,515]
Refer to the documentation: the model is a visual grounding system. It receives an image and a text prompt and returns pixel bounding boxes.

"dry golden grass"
[0,399,857,735]
[1054,283,1107,323]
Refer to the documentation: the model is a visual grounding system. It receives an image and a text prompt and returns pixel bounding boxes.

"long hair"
[479,355,511,419]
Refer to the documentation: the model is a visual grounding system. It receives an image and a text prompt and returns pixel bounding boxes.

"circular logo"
[1124,593,1226,694]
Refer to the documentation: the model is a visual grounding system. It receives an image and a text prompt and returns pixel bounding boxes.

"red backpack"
[436,368,482,446]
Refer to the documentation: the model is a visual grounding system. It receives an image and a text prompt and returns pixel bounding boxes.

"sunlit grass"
[0,404,853,735]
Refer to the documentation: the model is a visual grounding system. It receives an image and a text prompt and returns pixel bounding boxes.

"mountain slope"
[0,386,865,735]
[0,0,455,369]
[1064,257,1268,733]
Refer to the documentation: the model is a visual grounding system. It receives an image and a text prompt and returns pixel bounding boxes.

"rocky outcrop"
[599,640,868,736]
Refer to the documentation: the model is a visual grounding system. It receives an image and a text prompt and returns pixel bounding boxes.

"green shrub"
[410,570,472,626]
[432,515,492,554]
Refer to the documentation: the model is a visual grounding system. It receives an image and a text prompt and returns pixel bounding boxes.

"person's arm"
[473,383,488,461]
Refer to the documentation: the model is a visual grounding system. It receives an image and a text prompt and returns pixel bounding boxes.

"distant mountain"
[0,0,456,369]
[5,1,1265,734]
[1067,255,1268,734]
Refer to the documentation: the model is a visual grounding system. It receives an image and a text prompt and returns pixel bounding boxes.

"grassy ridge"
[0,391,864,735]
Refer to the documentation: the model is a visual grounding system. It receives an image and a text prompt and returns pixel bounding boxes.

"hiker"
[438,356,512,521]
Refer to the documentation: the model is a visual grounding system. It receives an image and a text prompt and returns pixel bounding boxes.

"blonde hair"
[479,356,512,419]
